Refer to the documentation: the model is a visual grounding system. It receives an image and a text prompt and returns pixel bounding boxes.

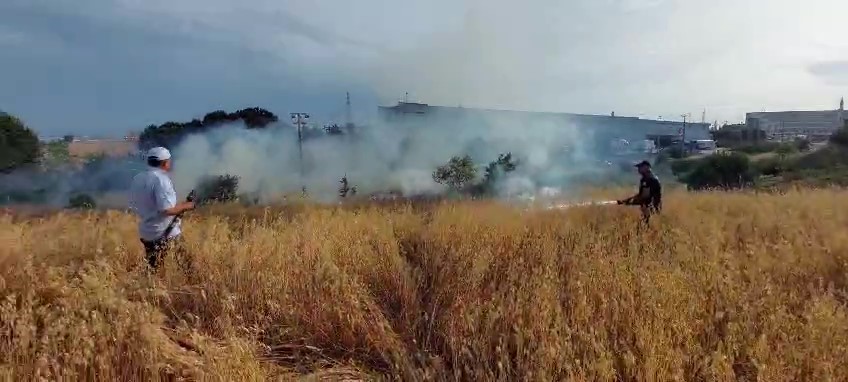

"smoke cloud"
[0,156,144,208]
[167,109,628,203]
[1,107,641,209]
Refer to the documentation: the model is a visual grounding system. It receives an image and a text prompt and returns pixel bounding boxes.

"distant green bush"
[196,174,240,204]
[682,152,755,190]
[781,167,848,187]
[67,194,96,209]
[664,146,687,159]
[830,126,848,147]
[669,158,699,177]
[794,145,848,170]
[733,142,782,154]
[795,138,812,152]
[754,156,797,177]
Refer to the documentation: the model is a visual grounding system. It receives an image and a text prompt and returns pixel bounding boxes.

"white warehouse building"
[746,98,846,142]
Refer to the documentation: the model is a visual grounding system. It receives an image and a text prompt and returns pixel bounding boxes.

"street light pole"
[290,112,310,192]
[679,114,688,154]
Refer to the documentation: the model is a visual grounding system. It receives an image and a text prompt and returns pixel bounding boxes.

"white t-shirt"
[128,167,181,241]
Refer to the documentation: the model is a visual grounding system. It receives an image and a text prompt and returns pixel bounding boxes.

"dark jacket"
[624,173,662,212]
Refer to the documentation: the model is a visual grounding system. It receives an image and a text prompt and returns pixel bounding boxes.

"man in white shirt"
[129,147,195,270]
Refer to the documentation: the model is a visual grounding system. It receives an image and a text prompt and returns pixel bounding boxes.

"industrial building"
[745,98,846,142]
[378,102,712,150]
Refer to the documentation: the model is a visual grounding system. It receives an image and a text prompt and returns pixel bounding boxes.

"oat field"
[2,189,848,381]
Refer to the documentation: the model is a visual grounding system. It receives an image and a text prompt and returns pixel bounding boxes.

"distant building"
[378,102,712,149]
[745,98,846,142]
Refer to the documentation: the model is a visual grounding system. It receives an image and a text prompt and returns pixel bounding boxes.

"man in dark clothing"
[617,160,662,224]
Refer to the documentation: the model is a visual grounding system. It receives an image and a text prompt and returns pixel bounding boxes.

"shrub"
[795,138,811,152]
[433,155,477,191]
[67,194,96,209]
[476,153,518,196]
[665,146,687,159]
[775,143,798,160]
[831,126,848,147]
[196,175,240,204]
[754,155,800,177]
[42,141,71,168]
[733,142,782,154]
[669,158,699,177]
[683,152,755,190]
[794,145,848,170]
[339,175,357,198]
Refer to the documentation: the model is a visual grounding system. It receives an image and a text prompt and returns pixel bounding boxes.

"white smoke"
[167,109,624,203]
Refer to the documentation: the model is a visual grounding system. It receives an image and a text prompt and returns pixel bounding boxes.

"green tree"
[0,113,40,172]
[477,153,518,195]
[139,107,279,150]
[433,155,477,191]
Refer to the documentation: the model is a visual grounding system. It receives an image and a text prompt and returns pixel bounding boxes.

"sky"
[1,0,847,137]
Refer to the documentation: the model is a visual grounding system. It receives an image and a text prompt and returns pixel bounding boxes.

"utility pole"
[679,113,689,154]
[345,92,353,130]
[290,112,310,190]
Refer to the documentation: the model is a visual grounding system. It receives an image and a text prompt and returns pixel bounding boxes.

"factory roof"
[380,102,710,127]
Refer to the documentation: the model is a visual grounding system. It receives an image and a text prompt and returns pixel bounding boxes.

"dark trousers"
[141,235,190,271]
[640,204,660,225]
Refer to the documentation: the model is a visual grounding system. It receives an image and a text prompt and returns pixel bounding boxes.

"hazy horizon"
[2,0,847,136]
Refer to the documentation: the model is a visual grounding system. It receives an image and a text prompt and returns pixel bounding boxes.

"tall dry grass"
[2,189,848,381]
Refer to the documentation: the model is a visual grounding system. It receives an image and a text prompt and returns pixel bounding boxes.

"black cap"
[634,160,651,168]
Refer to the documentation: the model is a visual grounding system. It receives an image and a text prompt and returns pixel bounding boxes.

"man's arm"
[162,202,195,216]
[154,177,195,216]
[618,184,643,205]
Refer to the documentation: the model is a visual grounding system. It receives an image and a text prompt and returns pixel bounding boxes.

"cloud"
[364,0,848,121]
[0,26,27,46]
[1,0,848,135]
[808,61,848,85]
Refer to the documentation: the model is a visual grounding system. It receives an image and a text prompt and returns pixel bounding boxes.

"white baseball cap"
[146,147,172,161]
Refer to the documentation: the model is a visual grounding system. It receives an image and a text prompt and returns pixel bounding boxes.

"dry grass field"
[2,189,848,381]
[67,140,137,159]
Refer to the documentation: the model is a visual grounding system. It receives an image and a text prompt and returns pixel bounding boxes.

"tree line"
[138,107,279,150]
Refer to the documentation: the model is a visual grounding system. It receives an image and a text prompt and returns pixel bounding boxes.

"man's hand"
[180,201,196,213]
[163,201,196,216]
